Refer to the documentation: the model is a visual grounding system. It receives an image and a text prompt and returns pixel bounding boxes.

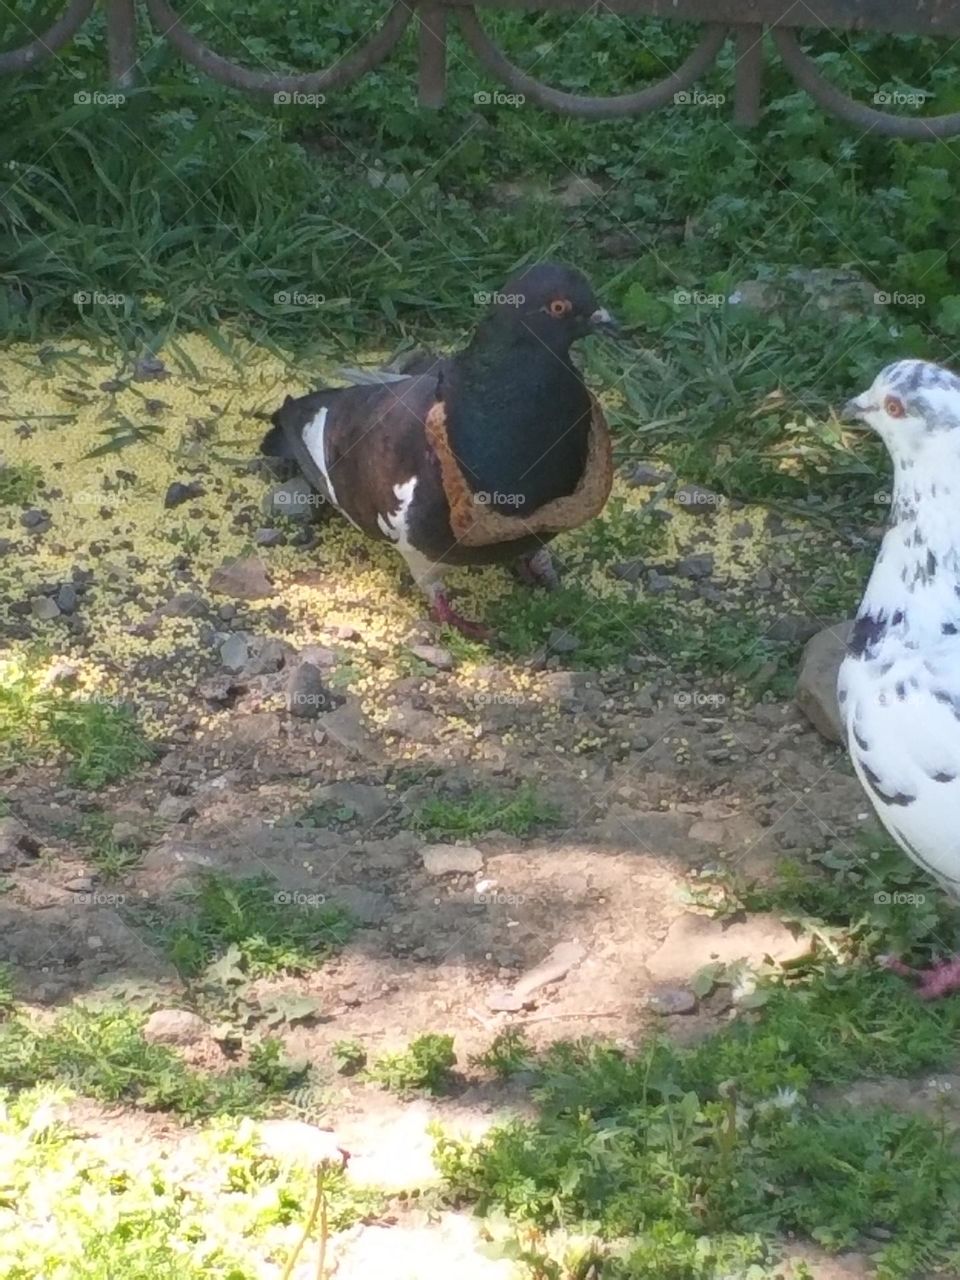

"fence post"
[419,4,447,108]
[733,24,763,126]
[106,0,138,88]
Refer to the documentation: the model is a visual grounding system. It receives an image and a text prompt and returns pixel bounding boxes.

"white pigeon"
[839,358,960,998]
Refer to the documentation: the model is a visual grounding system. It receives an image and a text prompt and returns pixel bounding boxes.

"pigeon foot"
[881,953,960,999]
[430,590,491,640]
[514,547,561,591]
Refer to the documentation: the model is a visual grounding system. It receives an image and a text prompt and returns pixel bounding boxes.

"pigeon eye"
[548,298,572,318]
[884,395,906,419]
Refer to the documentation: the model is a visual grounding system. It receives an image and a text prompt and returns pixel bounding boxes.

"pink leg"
[880,953,960,999]
[430,589,491,640]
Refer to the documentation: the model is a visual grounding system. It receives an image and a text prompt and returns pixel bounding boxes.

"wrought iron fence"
[3,1,960,136]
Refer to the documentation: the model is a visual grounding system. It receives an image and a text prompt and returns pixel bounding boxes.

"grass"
[413,782,561,839]
[0,462,40,507]
[0,1085,373,1280]
[0,1004,303,1119]
[0,664,155,788]
[161,872,355,980]
[436,967,960,1278]
[367,1033,458,1096]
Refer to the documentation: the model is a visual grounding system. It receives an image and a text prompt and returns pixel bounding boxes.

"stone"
[646,912,812,982]
[142,1008,208,1046]
[648,986,698,1015]
[795,620,855,743]
[768,614,821,645]
[553,175,604,207]
[20,508,46,529]
[312,781,393,825]
[0,816,41,870]
[111,821,143,847]
[242,637,291,677]
[611,559,646,583]
[65,875,94,893]
[55,583,78,614]
[30,596,60,620]
[286,662,337,718]
[157,795,197,823]
[163,480,205,509]
[133,355,168,381]
[547,628,579,654]
[675,553,714,580]
[208,556,275,601]
[219,633,250,672]
[409,644,454,671]
[421,844,484,876]
[299,644,337,669]
[254,527,283,547]
[629,463,669,487]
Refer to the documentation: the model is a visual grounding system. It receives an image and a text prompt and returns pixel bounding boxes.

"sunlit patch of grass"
[0,664,155,787]
[0,461,40,507]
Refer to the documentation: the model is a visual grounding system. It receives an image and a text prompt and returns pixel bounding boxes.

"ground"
[2,337,960,1279]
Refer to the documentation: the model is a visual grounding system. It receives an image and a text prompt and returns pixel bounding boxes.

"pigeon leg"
[514,546,561,591]
[430,589,492,640]
[881,953,960,999]
[401,548,491,641]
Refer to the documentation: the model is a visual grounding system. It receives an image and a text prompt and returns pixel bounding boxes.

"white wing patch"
[377,476,418,548]
[302,406,362,531]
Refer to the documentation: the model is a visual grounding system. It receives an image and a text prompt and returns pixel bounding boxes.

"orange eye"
[884,395,906,418]
[548,298,572,317]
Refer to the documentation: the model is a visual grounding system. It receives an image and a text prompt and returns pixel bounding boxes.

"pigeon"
[839,358,960,997]
[261,262,617,636]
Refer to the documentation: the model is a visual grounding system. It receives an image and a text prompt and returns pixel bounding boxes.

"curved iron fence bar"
[143,0,416,94]
[0,0,96,72]
[458,10,727,119]
[773,27,960,139]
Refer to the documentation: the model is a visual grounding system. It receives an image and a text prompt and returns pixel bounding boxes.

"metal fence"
[4,1,960,136]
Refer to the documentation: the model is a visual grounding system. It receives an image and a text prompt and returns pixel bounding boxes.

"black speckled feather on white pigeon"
[839,358,960,997]
[261,263,617,637]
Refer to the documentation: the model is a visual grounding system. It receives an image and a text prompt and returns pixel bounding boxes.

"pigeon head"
[843,360,960,459]
[482,262,617,353]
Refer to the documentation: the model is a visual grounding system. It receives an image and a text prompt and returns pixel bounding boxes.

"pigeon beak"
[589,307,619,336]
[840,395,871,428]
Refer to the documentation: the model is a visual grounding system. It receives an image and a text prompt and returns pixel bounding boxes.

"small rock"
[30,596,60,620]
[243,636,292,677]
[611,559,646,583]
[133,355,168,382]
[219,633,250,672]
[217,602,237,622]
[65,875,94,894]
[20,508,46,529]
[547,628,579,655]
[158,795,197,823]
[409,643,453,671]
[753,569,775,591]
[648,986,698,1015]
[111,821,142,847]
[795,620,855,743]
[286,662,337,718]
[312,782,393,825]
[554,175,604,207]
[54,583,78,614]
[254,527,284,547]
[299,644,337,669]
[629,463,669,487]
[688,819,727,844]
[208,556,275,601]
[0,817,41,870]
[421,844,484,876]
[143,1008,208,1047]
[646,912,812,981]
[675,553,714,580]
[646,570,674,595]
[164,480,205,509]
[769,615,821,645]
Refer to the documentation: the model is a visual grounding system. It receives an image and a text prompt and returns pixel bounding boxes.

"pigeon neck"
[889,447,960,557]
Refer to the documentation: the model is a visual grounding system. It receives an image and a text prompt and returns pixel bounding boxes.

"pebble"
[163,480,205,509]
[286,662,336,718]
[547,628,579,654]
[421,844,484,876]
[219,633,250,672]
[675,553,714,580]
[254,527,284,547]
[208,556,275,601]
[143,1008,208,1046]
[648,987,698,1016]
[20,508,46,528]
[410,644,454,671]
[55,583,78,614]
[675,483,722,515]
[629,463,670,487]
[30,596,60,620]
